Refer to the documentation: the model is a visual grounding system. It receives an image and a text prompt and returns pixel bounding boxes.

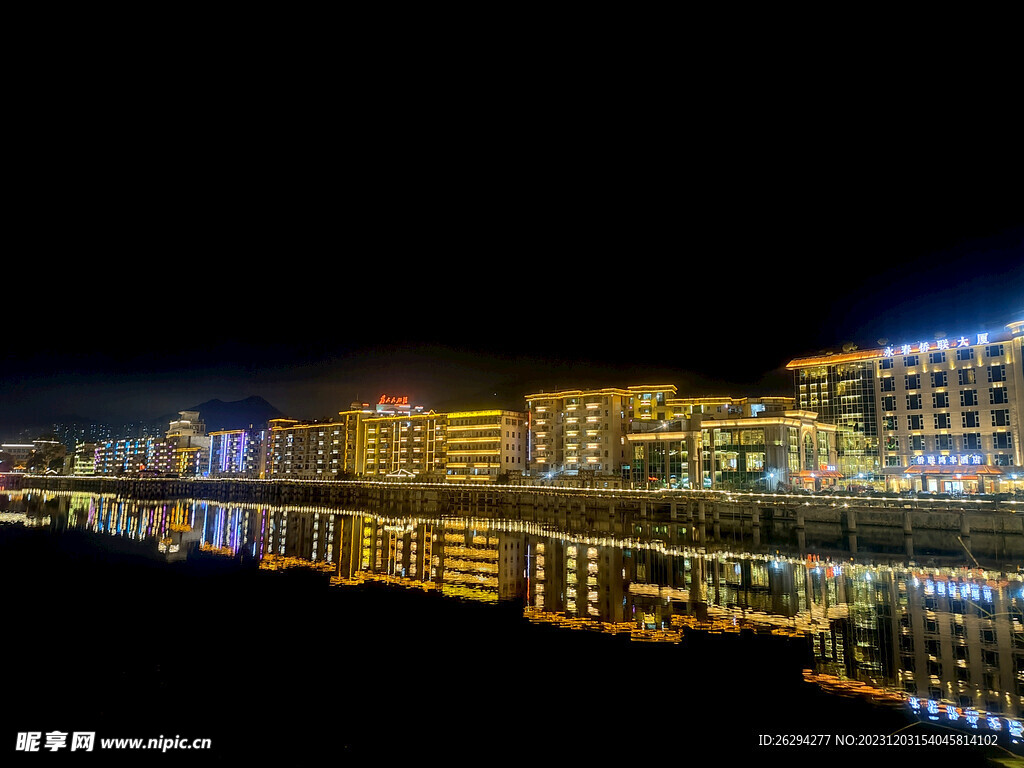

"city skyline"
[4,205,1021,433]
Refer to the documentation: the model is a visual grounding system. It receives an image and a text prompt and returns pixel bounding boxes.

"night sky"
[3,118,1022,433]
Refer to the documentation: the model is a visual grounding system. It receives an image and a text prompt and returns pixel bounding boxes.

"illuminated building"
[166,410,210,477]
[266,403,522,483]
[626,409,836,491]
[268,414,363,480]
[94,437,176,475]
[362,412,446,479]
[525,385,677,481]
[444,410,527,482]
[208,429,264,477]
[72,442,96,475]
[786,351,880,484]
[669,396,795,418]
[176,446,202,477]
[372,394,426,417]
[167,411,206,439]
[788,319,1024,493]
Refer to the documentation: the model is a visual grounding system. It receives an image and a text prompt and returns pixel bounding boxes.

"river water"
[3,489,1022,764]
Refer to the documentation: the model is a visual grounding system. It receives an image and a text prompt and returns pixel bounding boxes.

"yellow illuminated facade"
[526,385,677,479]
[361,412,446,479]
[444,410,527,482]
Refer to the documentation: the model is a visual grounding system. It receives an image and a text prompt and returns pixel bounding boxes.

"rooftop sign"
[883,333,990,357]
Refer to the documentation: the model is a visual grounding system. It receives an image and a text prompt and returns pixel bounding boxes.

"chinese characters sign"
[883,333,989,357]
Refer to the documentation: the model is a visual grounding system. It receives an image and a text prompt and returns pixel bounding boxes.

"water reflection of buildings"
[6,491,1024,729]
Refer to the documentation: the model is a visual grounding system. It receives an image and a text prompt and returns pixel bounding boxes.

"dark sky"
[3,100,1022,432]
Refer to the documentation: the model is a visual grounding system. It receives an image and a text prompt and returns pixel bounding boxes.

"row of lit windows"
[882,388,1009,410]
[888,411,1013,430]
[881,367,1007,390]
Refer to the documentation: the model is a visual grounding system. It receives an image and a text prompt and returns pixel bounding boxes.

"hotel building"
[787,319,1023,493]
[525,385,677,481]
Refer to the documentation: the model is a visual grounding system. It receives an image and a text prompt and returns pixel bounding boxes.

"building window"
[985,344,1004,357]
[992,409,1010,427]
[962,411,980,428]
[936,434,954,450]
[963,433,982,450]
[880,358,894,370]
[930,371,947,388]
[993,433,1013,450]
[883,395,897,411]
[961,389,978,407]
[911,435,926,451]
[988,365,1006,383]
[958,368,977,386]
[905,374,921,390]
[929,351,946,364]
[934,413,951,430]
[903,355,919,367]
[989,387,1009,404]
[957,348,974,362]
[933,392,949,408]
[907,394,922,410]
[907,415,924,430]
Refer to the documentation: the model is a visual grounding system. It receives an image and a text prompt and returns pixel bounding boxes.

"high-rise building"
[787,318,1024,493]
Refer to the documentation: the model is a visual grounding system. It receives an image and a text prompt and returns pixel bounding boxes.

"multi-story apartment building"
[265,403,407,480]
[362,412,446,479]
[525,385,676,480]
[788,318,1023,493]
[94,437,176,475]
[266,404,526,483]
[444,410,527,482]
[208,429,264,477]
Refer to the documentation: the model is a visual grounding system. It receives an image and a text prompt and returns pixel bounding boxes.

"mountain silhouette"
[157,396,286,432]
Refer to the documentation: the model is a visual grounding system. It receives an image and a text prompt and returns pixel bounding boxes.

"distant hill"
[158,396,286,432]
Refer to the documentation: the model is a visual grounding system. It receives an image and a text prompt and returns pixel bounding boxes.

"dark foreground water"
[2,490,1023,766]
